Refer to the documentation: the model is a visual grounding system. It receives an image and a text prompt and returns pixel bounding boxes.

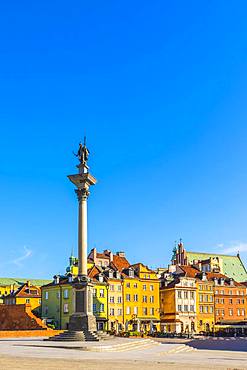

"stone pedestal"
[69,313,97,332]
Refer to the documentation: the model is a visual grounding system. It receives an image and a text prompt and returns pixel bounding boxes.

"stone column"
[76,188,89,276]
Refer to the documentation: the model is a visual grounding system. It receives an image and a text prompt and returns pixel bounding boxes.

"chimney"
[27,280,31,287]
[109,251,113,262]
[92,247,97,262]
[116,251,125,258]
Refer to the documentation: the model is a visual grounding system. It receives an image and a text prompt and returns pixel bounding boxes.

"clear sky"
[0,1,247,279]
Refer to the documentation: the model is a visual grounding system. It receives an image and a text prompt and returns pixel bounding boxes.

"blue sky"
[0,1,247,278]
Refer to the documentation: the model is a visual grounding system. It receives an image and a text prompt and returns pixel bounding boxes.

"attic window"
[129,269,134,278]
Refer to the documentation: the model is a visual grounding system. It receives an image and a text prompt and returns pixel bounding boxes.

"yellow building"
[42,267,108,330]
[4,281,41,312]
[196,273,214,333]
[122,263,160,333]
[104,269,124,332]
[0,278,51,304]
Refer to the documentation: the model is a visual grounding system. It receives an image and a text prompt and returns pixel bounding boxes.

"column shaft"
[78,197,88,276]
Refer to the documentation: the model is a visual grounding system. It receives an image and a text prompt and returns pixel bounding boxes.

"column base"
[68,313,97,332]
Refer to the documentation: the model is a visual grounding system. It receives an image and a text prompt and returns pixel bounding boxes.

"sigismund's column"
[67,139,97,335]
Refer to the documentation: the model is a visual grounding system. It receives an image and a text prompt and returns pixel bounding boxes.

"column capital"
[75,188,90,202]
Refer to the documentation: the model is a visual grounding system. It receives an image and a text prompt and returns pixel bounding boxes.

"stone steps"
[46,330,99,342]
[85,339,160,352]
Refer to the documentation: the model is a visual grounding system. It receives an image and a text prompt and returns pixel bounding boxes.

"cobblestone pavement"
[0,337,246,369]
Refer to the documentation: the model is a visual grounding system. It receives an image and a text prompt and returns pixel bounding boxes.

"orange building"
[207,273,247,333]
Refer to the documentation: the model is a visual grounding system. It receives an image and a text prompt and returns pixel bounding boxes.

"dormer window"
[68,275,73,283]
[108,270,113,279]
[128,269,134,278]
[115,271,120,279]
[98,274,104,283]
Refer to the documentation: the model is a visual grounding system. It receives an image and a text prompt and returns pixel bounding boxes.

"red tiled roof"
[113,255,130,271]
[178,265,199,278]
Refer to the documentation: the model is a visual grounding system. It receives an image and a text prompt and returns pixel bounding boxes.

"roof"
[5,282,41,298]
[0,277,52,287]
[177,265,199,278]
[112,255,130,271]
[186,251,247,282]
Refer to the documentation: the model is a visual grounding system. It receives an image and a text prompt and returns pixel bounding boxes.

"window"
[126,294,131,302]
[229,309,233,316]
[134,283,138,289]
[237,309,240,316]
[143,284,147,291]
[237,299,241,304]
[199,294,203,302]
[209,306,214,313]
[150,296,154,303]
[109,285,114,291]
[199,285,203,291]
[220,290,224,295]
[184,291,188,299]
[190,292,195,299]
[178,291,182,299]
[117,309,122,316]
[129,269,134,278]
[209,295,213,302]
[109,296,114,303]
[133,294,138,302]
[126,283,130,288]
[221,299,224,304]
[242,299,245,304]
[229,298,233,304]
[110,308,114,316]
[143,296,147,303]
[134,306,138,315]
[216,309,219,316]
[45,292,49,300]
[126,306,131,315]
[118,285,122,292]
[178,305,182,311]
[222,309,225,316]
[143,307,148,315]
[184,305,188,312]
[204,306,208,313]
[99,303,104,313]
[242,309,245,316]
[63,303,69,313]
[204,295,208,302]
[99,289,104,298]
[93,303,97,313]
[150,307,154,315]
[26,298,30,304]
[199,305,203,313]
[117,296,122,304]
[229,290,233,295]
[216,298,219,304]
[150,285,154,291]
[190,305,194,312]
[215,290,219,295]
[64,289,69,299]
[93,289,97,297]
